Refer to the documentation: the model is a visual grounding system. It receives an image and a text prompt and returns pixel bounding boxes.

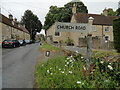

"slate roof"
[74,13,118,26]
[0,13,29,34]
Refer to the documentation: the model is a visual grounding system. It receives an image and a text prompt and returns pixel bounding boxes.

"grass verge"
[35,51,120,88]
[39,43,61,51]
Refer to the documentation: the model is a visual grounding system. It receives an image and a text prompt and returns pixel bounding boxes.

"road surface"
[2,43,40,88]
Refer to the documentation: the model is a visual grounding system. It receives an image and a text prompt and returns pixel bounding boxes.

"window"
[92,26,97,31]
[55,32,60,37]
[104,27,109,32]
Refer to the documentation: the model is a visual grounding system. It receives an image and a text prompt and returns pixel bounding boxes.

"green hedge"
[113,17,120,53]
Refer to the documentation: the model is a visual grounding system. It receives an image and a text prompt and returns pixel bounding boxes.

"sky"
[0,0,120,25]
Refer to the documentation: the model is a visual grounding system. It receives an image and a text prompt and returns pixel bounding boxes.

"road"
[2,43,40,88]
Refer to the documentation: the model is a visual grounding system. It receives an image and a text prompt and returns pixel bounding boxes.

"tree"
[21,10,42,40]
[116,8,120,16]
[107,8,116,16]
[113,17,120,53]
[43,1,88,30]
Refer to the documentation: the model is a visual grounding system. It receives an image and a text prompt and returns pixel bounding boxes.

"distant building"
[46,4,118,47]
[0,14,30,44]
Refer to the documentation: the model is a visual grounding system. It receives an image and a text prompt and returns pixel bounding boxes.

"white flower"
[83,66,86,70]
[77,81,81,84]
[50,73,53,75]
[108,65,113,70]
[67,62,69,65]
[100,61,104,64]
[70,59,73,62]
[109,63,111,64]
[105,80,109,82]
[50,68,52,70]
[69,71,72,74]
[71,55,73,58]
[47,70,50,73]
[61,71,64,73]
[42,64,44,66]
[67,57,70,60]
[81,57,84,59]
[65,65,67,67]
[59,69,61,71]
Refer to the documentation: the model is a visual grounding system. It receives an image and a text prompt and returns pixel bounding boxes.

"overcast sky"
[0,0,120,24]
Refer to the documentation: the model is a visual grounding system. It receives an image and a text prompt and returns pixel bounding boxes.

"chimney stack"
[102,8,108,16]
[9,14,13,21]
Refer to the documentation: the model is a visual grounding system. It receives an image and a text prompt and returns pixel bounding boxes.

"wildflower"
[50,68,52,70]
[67,57,70,60]
[50,73,53,75]
[67,62,69,65]
[83,66,86,70]
[59,69,61,71]
[65,65,67,67]
[61,71,64,73]
[108,65,113,70]
[41,64,44,66]
[100,61,104,64]
[70,59,73,62]
[109,63,111,64]
[77,81,81,84]
[47,70,50,73]
[71,55,73,58]
[69,71,72,74]
[81,57,84,59]
[105,80,109,82]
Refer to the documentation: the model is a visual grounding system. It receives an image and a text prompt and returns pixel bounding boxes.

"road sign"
[55,22,88,32]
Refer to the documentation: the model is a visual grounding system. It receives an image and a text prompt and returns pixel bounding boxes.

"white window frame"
[92,26,97,32]
[54,32,61,37]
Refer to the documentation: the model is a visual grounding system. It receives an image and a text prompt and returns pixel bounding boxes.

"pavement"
[2,43,41,88]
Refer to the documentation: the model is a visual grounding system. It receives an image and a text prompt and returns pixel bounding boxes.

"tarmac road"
[2,43,40,88]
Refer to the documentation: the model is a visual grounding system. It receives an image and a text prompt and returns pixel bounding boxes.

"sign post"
[55,22,88,33]
[86,17,94,70]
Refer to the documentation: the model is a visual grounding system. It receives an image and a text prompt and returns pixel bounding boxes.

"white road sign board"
[55,22,88,32]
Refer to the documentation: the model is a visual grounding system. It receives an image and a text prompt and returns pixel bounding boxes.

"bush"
[113,17,120,53]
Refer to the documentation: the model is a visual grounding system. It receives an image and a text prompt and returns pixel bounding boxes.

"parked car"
[2,40,20,48]
[25,40,31,44]
[18,40,26,46]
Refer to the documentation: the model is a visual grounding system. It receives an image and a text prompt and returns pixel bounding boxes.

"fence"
[78,37,114,50]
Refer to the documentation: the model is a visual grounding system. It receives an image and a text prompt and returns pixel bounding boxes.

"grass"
[39,43,61,51]
[35,48,120,88]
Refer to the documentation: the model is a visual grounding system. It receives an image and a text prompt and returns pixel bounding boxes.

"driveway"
[2,43,40,88]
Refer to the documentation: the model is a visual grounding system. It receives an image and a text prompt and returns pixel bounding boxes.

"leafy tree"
[107,8,116,16]
[43,1,88,30]
[113,17,120,53]
[21,10,42,40]
[116,8,120,16]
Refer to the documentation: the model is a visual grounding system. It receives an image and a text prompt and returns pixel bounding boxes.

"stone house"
[46,5,118,47]
[0,14,30,44]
